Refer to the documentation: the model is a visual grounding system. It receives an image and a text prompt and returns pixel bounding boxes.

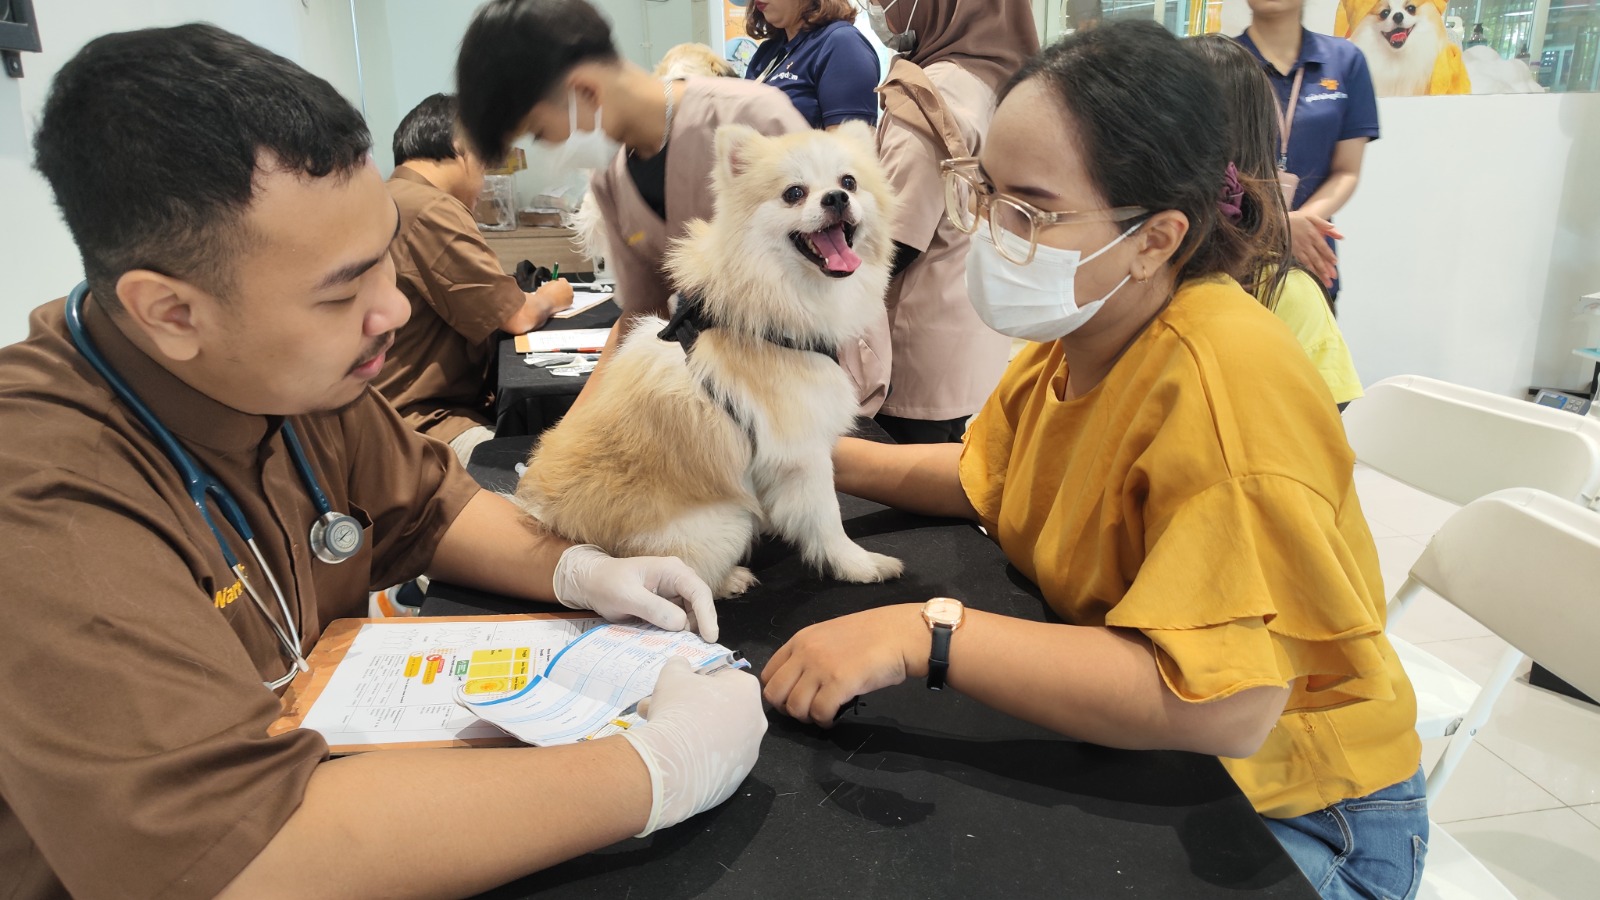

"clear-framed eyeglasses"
[940,157,1148,266]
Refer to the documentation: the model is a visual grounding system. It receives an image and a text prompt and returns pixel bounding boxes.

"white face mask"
[868,0,918,54]
[540,91,622,173]
[964,223,1142,342]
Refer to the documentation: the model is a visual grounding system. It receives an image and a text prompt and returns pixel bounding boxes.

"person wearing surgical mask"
[458,0,862,407]
[765,23,1426,900]
[869,0,1038,445]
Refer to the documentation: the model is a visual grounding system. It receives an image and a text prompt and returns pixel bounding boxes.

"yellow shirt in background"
[1261,267,1364,405]
[959,275,1419,819]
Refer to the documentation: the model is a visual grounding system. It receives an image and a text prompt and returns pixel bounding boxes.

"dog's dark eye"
[1404,4,1416,11]
[841,175,857,191]
[782,185,807,205]
[1379,6,1390,15]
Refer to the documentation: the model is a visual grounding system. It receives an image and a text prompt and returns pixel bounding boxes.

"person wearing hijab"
[869,0,1039,443]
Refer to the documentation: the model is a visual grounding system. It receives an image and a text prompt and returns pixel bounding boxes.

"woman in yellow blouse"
[761,22,1426,899]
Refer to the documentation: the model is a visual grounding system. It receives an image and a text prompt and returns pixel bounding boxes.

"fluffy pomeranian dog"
[1340,0,1470,96]
[515,122,903,598]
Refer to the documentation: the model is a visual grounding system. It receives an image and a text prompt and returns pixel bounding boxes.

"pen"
[551,263,560,281]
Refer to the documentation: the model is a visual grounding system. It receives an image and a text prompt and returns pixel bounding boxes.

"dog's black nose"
[1392,11,1404,23]
[820,190,850,210]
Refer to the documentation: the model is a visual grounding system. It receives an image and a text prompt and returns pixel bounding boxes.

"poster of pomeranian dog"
[1337,0,1471,96]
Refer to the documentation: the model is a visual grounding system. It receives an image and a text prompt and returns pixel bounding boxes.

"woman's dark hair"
[32,24,371,308]
[745,0,859,41]
[394,93,462,167]
[1185,33,1300,309]
[457,0,620,164]
[1001,21,1286,290]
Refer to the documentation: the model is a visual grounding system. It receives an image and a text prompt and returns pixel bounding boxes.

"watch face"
[923,597,963,627]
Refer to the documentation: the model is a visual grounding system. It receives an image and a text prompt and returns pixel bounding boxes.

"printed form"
[457,624,745,746]
[299,616,603,746]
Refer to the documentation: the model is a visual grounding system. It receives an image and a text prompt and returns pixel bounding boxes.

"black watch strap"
[927,623,953,691]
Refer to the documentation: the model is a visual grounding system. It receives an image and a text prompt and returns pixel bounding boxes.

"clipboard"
[270,612,594,754]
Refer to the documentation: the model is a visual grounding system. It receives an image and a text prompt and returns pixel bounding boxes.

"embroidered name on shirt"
[769,72,800,83]
[214,579,243,610]
[1304,91,1348,103]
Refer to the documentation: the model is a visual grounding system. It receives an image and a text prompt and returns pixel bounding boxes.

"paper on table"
[456,623,746,746]
[295,615,604,749]
[551,291,615,318]
[514,327,612,354]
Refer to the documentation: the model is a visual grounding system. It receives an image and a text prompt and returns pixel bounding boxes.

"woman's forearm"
[833,437,976,519]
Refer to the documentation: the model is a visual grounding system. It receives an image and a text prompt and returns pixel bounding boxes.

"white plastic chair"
[1342,375,1600,743]
[1344,374,1600,510]
[1398,489,1600,899]
[1390,488,1600,799]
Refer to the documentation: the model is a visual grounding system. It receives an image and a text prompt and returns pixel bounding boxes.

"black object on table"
[494,297,621,437]
[432,436,1316,899]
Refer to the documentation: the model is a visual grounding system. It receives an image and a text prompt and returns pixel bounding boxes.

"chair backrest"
[1344,374,1600,510]
[1411,487,1600,698]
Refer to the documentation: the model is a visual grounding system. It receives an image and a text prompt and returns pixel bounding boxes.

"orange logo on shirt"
[214,580,243,610]
[1320,78,1340,91]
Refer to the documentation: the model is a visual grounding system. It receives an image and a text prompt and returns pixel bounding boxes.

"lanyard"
[1274,66,1305,171]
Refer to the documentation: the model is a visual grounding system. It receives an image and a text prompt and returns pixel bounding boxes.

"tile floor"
[1357,465,1600,899]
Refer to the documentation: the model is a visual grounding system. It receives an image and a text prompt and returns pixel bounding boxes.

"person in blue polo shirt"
[1236,0,1379,312]
[743,0,880,129]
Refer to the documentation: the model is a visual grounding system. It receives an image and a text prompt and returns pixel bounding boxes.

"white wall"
[0,0,361,347]
[1338,91,1600,396]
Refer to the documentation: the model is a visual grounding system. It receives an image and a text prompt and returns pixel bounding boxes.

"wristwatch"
[921,597,965,691]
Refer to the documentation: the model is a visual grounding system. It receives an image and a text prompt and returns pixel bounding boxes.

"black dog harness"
[657,292,839,449]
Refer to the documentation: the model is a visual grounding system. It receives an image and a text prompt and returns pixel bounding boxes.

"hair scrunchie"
[1217,162,1245,223]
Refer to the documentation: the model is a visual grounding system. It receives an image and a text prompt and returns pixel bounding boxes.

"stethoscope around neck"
[64,282,366,690]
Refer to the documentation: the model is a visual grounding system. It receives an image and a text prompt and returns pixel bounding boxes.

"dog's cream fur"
[516,121,902,597]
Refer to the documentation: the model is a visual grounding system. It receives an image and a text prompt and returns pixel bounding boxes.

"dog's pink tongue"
[810,225,861,274]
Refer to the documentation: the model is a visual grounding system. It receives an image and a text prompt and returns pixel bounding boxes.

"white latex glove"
[618,657,766,836]
[552,544,720,642]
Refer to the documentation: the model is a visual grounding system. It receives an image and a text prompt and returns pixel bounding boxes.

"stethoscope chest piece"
[310,511,364,564]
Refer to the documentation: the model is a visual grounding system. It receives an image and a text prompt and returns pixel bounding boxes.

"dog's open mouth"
[791,222,860,278]
[1386,26,1412,49]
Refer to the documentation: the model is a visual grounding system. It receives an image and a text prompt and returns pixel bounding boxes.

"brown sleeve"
[591,167,670,317]
[876,115,946,254]
[0,466,328,900]
[337,388,482,588]
[410,197,526,343]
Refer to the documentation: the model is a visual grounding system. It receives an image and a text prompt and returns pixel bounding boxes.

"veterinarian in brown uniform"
[377,93,573,463]
[0,25,762,899]
[871,0,1037,443]
[457,0,892,414]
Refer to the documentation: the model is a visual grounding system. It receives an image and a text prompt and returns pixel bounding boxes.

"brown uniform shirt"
[377,166,526,442]
[0,297,480,900]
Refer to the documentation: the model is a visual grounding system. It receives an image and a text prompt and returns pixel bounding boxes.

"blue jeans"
[1264,769,1429,900]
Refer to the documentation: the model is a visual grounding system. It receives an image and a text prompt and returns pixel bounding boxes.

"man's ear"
[1130,210,1190,281]
[114,269,212,363]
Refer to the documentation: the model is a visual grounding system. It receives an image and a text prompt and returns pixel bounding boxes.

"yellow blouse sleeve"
[1105,473,1395,712]
[959,343,1053,533]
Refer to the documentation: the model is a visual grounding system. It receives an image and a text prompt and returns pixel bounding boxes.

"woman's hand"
[760,604,928,726]
[1287,210,1344,288]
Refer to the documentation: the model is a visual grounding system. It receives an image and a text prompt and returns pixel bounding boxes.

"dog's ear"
[715,124,762,184]
[831,120,876,157]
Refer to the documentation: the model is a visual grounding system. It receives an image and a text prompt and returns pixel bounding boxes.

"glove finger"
[655,563,719,643]
[617,583,690,633]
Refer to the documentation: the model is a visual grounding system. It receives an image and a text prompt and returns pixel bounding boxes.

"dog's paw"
[715,566,759,599]
[828,550,904,584]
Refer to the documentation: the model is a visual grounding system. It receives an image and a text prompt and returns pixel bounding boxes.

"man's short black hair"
[456,0,620,164]
[394,93,462,167]
[33,23,372,307]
